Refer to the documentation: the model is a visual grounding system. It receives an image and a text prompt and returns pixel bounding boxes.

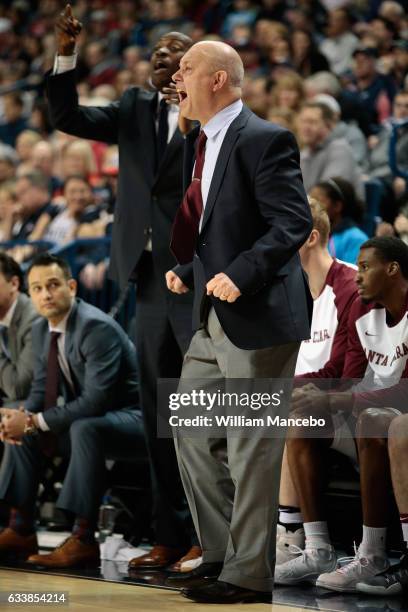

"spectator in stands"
[365,90,408,202]
[83,41,120,88]
[389,39,408,89]
[132,59,153,89]
[0,253,144,568]
[267,32,292,71]
[0,253,38,403]
[114,69,133,97]
[10,172,55,241]
[31,140,62,197]
[28,100,53,138]
[60,140,98,182]
[33,175,100,246]
[275,236,408,592]
[290,28,330,78]
[370,16,397,61]
[310,177,368,264]
[0,92,28,148]
[0,183,17,242]
[297,101,363,197]
[0,145,17,187]
[319,8,358,75]
[313,93,367,168]
[47,5,199,572]
[304,70,371,137]
[277,199,358,565]
[356,413,408,596]
[122,46,142,72]
[347,46,396,134]
[15,131,42,164]
[379,1,405,33]
[242,76,269,118]
[380,194,408,244]
[269,72,306,113]
[221,0,259,39]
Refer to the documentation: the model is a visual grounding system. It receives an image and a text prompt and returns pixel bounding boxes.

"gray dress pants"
[174,308,300,592]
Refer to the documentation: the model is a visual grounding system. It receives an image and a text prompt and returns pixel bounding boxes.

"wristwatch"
[23,413,38,436]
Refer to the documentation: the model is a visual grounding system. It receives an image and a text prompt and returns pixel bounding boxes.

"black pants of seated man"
[0,408,145,525]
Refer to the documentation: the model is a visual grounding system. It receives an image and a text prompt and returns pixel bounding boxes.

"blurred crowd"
[0,0,406,269]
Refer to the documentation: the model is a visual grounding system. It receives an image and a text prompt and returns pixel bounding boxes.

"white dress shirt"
[199,99,243,230]
[37,305,74,432]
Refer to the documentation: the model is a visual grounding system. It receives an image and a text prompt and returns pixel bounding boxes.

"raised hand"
[55,4,82,56]
[162,82,179,105]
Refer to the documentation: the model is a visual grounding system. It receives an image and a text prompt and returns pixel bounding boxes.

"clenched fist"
[166,270,189,294]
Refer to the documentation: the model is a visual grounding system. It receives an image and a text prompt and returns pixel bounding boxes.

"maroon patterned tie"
[170,130,207,264]
[40,331,61,456]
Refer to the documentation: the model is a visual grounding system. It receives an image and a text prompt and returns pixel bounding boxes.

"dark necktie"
[40,331,61,456]
[157,98,169,165]
[0,325,10,359]
[170,130,207,264]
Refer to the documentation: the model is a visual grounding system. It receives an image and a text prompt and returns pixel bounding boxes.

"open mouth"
[153,60,168,72]
[177,89,188,103]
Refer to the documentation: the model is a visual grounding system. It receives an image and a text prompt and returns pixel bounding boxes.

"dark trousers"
[134,252,194,548]
[0,408,144,522]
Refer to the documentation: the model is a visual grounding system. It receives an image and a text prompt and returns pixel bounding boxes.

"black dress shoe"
[182,580,272,604]
[165,562,223,589]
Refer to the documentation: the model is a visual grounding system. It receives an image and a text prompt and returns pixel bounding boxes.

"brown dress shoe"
[0,528,38,560]
[128,545,187,570]
[27,536,99,569]
[168,546,203,572]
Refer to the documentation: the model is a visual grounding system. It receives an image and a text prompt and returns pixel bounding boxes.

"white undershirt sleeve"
[36,412,50,431]
[53,53,77,75]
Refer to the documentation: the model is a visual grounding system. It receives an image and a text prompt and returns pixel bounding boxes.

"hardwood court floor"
[0,569,316,612]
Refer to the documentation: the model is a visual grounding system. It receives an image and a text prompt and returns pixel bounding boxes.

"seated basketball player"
[276,237,408,592]
[0,253,145,568]
[277,198,358,564]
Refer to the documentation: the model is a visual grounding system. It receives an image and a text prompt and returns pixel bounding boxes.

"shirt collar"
[202,99,243,140]
[48,301,74,335]
[0,296,18,328]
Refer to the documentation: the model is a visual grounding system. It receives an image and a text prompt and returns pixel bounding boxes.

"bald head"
[192,41,244,89]
[173,40,245,125]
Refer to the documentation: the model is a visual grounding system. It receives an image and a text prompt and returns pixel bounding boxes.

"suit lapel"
[64,300,78,366]
[200,106,251,233]
[8,295,22,359]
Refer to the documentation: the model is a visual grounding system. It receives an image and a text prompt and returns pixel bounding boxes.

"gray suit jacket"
[25,298,139,434]
[0,293,39,402]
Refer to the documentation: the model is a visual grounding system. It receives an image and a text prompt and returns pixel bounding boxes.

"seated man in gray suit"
[0,253,38,404]
[0,253,144,568]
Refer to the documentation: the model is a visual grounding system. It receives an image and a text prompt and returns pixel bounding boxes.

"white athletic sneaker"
[276,524,305,565]
[274,543,337,585]
[316,545,390,593]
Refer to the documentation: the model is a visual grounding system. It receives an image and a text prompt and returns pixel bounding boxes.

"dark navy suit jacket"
[175,106,313,350]
[25,299,139,433]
